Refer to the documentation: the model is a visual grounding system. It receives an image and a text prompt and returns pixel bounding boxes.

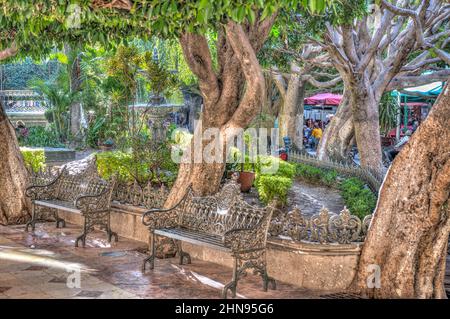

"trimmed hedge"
[20,147,46,172]
[95,150,178,186]
[339,178,377,219]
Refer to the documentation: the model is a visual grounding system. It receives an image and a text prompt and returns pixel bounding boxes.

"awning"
[304,93,342,106]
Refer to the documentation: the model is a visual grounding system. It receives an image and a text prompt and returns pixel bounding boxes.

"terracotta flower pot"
[238,171,255,192]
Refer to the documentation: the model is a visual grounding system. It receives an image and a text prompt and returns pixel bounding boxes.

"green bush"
[96,150,178,186]
[20,147,46,172]
[256,175,293,205]
[339,178,377,219]
[20,125,64,148]
[295,163,338,186]
[256,155,295,179]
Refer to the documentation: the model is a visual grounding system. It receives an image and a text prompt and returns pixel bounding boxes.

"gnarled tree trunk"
[317,90,354,162]
[352,83,450,298]
[350,78,383,174]
[0,102,30,224]
[165,17,275,208]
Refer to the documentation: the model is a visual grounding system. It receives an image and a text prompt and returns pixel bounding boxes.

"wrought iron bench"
[141,177,276,298]
[25,167,118,248]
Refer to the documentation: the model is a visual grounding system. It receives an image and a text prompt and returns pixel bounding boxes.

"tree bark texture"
[165,17,276,208]
[317,90,354,162]
[353,83,450,299]
[0,102,31,225]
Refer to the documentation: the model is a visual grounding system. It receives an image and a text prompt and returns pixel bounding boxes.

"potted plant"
[237,133,256,192]
[100,138,115,151]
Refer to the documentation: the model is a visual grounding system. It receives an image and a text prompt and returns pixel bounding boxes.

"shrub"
[96,150,178,186]
[294,163,338,186]
[20,147,46,172]
[256,175,293,205]
[20,125,64,148]
[254,155,295,177]
[339,178,377,219]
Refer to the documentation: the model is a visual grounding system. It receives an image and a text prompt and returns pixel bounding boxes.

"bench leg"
[25,203,37,232]
[54,209,66,229]
[261,269,277,292]
[142,231,156,272]
[176,240,191,265]
[75,222,87,248]
[222,257,239,299]
[107,213,118,243]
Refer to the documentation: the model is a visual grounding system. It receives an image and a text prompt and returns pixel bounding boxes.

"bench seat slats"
[34,199,81,214]
[155,228,231,252]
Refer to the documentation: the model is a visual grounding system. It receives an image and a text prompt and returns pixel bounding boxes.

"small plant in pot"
[237,133,256,192]
[100,138,115,151]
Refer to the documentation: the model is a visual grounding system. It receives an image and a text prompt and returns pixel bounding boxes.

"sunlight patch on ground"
[0,246,96,273]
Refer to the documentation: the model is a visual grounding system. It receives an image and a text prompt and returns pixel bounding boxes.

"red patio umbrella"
[304,93,342,106]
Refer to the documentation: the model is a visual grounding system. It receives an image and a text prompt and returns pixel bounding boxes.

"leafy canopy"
[1,0,335,58]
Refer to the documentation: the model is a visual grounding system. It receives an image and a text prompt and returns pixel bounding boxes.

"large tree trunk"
[317,90,354,162]
[165,17,275,207]
[294,83,306,150]
[0,102,30,224]
[350,79,383,174]
[69,53,82,140]
[353,83,450,299]
[279,73,301,146]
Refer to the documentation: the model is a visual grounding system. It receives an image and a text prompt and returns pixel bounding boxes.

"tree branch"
[179,33,220,107]
[387,69,450,91]
[304,75,342,88]
[224,21,265,129]
[0,44,18,61]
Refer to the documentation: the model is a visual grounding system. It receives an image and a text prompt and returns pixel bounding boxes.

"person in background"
[311,123,323,150]
[15,120,29,143]
[387,129,412,161]
[304,124,312,148]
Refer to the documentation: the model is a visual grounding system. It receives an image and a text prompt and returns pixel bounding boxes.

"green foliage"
[379,92,399,135]
[30,68,78,141]
[0,1,332,60]
[20,147,46,172]
[295,163,338,186]
[141,51,179,98]
[20,125,65,148]
[293,163,375,217]
[339,178,377,219]
[256,175,293,205]
[86,117,107,147]
[0,58,60,90]
[253,156,296,206]
[96,149,178,186]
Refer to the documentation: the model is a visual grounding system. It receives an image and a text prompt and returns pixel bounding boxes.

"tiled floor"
[0,222,319,299]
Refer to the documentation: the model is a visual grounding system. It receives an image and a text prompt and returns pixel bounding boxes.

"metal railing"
[0,90,48,113]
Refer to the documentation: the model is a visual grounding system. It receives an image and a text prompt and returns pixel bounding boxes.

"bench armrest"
[25,167,66,200]
[223,204,276,253]
[223,227,267,253]
[75,189,111,213]
[26,183,58,200]
[141,187,193,229]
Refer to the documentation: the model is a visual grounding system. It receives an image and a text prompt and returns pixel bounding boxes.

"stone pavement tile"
[3,286,49,298]
[46,287,83,298]
[0,287,12,293]
[96,288,140,299]
[75,290,104,298]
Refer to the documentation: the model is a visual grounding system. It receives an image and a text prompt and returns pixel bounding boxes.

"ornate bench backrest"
[222,198,268,233]
[55,169,110,202]
[177,177,269,237]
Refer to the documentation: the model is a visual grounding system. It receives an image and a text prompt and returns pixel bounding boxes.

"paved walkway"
[0,223,319,299]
